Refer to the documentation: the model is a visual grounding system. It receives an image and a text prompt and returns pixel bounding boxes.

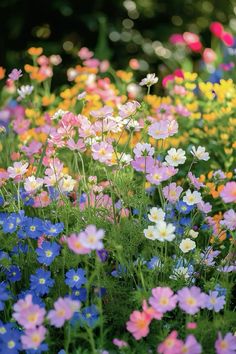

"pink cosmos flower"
[186,322,197,330]
[47,297,80,328]
[33,191,51,208]
[220,209,236,231]
[177,287,207,315]
[169,34,185,45]
[79,225,105,250]
[21,325,47,350]
[90,105,113,118]
[67,233,91,254]
[188,172,204,190]
[220,182,236,203]
[133,142,154,158]
[215,332,236,354]
[142,300,163,320]
[197,201,212,214]
[7,161,29,179]
[13,295,46,329]
[163,182,183,203]
[203,48,217,64]
[112,338,129,348]
[21,141,42,157]
[148,120,169,139]
[205,291,226,312]
[146,167,169,185]
[149,287,178,313]
[8,68,23,81]
[67,138,86,152]
[118,101,140,118]
[78,47,94,60]
[92,142,114,164]
[157,330,183,354]
[221,32,234,47]
[181,335,202,354]
[126,310,151,340]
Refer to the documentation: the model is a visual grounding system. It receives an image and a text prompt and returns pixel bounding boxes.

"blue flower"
[25,343,48,353]
[80,305,99,327]
[0,282,10,311]
[42,221,64,237]
[0,196,4,206]
[111,264,127,277]
[65,268,86,289]
[23,218,44,239]
[36,241,61,266]
[175,201,194,215]
[2,216,17,234]
[179,216,191,226]
[0,213,8,226]
[147,256,161,270]
[71,287,87,302]
[30,269,54,296]
[214,284,227,297]
[5,265,21,282]
[19,188,34,206]
[0,328,22,353]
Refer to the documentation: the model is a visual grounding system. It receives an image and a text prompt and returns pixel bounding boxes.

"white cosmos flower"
[59,175,76,193]
[51,109,68,120]
[17,85,34,100]
[144,225,158,240]
[165,148,186,167]
[183,189,202,205]
[148,207,165,223]
[170,267,191,280]
[139,73,158,87]
[179,238,196,253]
[155,221,176,242]
[24,176,44,193]
[189,229,199,239]
[191,146,210,161]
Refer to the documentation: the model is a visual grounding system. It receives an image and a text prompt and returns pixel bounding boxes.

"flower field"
[0,35,236,354]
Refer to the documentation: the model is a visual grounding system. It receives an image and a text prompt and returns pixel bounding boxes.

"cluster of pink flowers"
[126,286,226,341]
[66,225,105,254]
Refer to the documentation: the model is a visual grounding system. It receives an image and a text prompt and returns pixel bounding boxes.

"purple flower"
[205,291,226,312]
[215,332,236,354]
[8,68,23,81]
[177,286,207,315]
[96,249,108,262]
[182,334,202,354]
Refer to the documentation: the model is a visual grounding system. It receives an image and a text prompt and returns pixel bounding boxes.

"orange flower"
[0,67,5,80]
[28,47,43,56]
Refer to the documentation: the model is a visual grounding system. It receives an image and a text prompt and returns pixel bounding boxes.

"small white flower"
[139,73,158,87]
[59,175,76,193]
[179,238,196,253]
[191,146,210,161]
[17,85,34,100]
[24,176,44,193]
[183,189,202,205]
[155,221,176,242]
[119,153,133,165]
[148,207,165,223]
[170,267,190,280]
[144,225,158,240]
[165,148,186,167]
[189,229,199,239]
[51,109,68,120]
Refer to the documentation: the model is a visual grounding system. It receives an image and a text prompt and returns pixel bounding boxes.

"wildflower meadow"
[0,20,236,354]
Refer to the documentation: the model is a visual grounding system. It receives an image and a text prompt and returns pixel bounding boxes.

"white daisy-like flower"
[155,221,176,242]
[24,176,44,193]
[191,146,210,161]
[179,238,196,253]
[59,175,76,193]
[17,85,34,100]
[189,229,199,239]
[148,207,165,223]
[183,189,202,205]
[170,267,191,280]
[165,148,186,167]
[139,73,158,87]
[51,109,68,120]
[144,225,158,240]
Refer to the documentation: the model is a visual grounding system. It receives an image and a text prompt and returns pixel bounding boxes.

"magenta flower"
[47,297,80,328]
[13,295,46,329]
[21,325,47,350]
[188,172,204,190]
[8,68,23,81]
[177,286,207,315]
[163,182,183,203]
[78,225,105,250]
[67,233,91,254]
[181,335,202,354]
[112,338,129,348]
[205,291,226,312]
[215,332,236,354]
[149,287,177,313]
[126,310,151,340]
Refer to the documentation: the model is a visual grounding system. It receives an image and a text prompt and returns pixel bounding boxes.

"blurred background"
[1,0,236,76]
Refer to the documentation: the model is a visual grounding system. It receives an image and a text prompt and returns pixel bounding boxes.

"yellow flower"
[116,70,133,82]
[184,72,197,81]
